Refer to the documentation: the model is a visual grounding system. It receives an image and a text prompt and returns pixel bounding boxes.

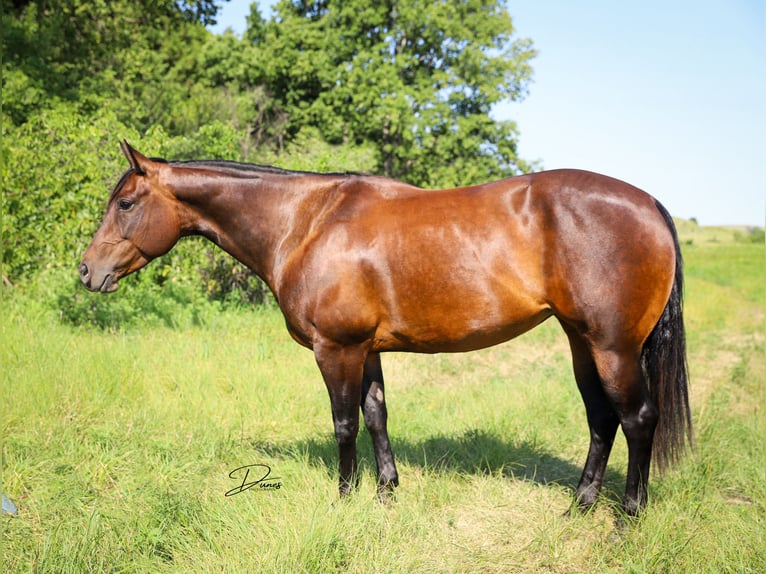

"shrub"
[2,107,379,327]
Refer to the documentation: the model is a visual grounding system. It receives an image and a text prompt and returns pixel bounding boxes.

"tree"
[0,0,227,125]
[246,0,537,187]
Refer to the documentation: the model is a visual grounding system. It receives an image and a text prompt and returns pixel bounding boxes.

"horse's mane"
[169,159,362,179]
[107,159,364,204]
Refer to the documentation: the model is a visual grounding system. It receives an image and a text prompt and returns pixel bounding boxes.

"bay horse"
[80,141,691,516]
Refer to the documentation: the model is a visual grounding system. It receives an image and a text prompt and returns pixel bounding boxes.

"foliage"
[3,0,534,175]
[246,0,537,185]
[734,227,765,244]
[1,0,223,124]
[2,106,137,280]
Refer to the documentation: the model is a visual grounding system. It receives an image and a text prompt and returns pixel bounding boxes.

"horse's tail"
[642,200,693,473]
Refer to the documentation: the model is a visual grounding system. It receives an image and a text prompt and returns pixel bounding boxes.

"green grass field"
[2,225,764,573]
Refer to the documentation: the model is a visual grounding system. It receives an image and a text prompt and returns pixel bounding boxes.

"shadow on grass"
[256,428,626,498]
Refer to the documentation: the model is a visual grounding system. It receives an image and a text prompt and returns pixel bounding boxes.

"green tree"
[246,0,536,186]
[1,0,226,125]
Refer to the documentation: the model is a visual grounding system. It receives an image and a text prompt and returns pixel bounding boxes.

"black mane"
[169,159,361,178]
[107,159,365,205]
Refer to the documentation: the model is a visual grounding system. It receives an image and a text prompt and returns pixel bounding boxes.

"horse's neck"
[175,172,344,289]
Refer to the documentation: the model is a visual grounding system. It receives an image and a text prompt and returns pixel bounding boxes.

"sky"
[210,1,765,226]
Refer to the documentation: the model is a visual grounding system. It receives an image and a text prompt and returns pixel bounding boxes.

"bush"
[2,105,140,282]
[56,274,216,331]
[2,106,380,327]
[734,228,765,245]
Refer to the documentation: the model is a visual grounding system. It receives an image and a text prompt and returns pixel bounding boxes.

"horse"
[80,141,691,516]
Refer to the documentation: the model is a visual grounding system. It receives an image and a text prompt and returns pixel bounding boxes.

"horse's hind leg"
[564,327,620,511]
[361,353,399,499]
[592,348,658,517]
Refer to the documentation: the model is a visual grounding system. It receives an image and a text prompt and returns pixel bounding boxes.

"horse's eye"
[118,199,134,211]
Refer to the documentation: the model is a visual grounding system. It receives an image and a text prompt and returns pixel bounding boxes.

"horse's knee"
[334,417,358,447]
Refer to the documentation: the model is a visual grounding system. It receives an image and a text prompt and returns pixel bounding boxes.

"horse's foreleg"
[362,353,399,499]
[314,339,367,496]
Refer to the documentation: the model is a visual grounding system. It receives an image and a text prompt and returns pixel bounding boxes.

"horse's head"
[79,142,182,292]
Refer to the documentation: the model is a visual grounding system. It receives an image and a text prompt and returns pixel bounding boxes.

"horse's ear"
[120,140,155,176]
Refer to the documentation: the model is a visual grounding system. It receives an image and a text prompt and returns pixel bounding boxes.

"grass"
[2,226,764,573]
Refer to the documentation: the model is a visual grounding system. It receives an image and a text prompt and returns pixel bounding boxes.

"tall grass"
[2,233,764,573]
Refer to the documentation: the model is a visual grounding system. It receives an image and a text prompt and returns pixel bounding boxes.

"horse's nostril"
[79,263,90,287]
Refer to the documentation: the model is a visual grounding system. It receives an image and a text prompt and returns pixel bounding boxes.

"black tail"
[642,200,693,473]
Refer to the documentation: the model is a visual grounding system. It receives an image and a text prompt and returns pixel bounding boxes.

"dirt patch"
[443,479,616,573]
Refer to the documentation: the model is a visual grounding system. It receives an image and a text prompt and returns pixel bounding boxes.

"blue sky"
[210,1,765,226]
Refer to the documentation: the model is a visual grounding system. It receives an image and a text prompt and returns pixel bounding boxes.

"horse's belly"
[372,291,551,353]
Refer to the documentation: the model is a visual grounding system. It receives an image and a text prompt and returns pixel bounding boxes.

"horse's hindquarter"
[532,170,677,348]
[282,177,553,352]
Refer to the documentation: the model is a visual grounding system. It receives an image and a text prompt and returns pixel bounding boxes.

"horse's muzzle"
[79,262,118,293]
